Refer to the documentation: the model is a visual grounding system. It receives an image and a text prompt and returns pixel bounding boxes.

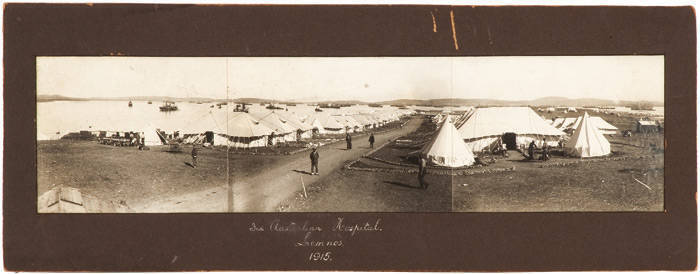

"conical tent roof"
[421,121,475,167]
[565,112,611,158]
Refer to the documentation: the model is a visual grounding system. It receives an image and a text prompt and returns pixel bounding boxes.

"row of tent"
[548,116,618,134]
[141,108,415,148]
[420,107,613,167]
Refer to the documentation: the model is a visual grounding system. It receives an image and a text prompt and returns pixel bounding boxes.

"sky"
[37,56,664,102]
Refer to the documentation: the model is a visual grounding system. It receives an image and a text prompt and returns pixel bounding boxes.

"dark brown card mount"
[4,4,696,271]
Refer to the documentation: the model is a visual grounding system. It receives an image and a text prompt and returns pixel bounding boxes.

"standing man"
[368,133,375,149]
[310,146,320,175]
[268,132,275,147]
[346,133,352,150]
[418,154,428,189]
[528,140,536,160]
[191,144,199,168]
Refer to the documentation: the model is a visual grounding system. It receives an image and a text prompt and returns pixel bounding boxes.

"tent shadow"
[382,180,421,189]
[292,169,312,175]
[184,162,195,168]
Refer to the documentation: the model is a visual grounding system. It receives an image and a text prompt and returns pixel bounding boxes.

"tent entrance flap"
[205,131,214,143]
[502,132,516,149]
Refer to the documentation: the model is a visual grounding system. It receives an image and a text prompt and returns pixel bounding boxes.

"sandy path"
[133,117,423,212]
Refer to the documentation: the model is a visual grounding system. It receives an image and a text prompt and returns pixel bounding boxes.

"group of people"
[312,133,376,175]
[527,140,551,161]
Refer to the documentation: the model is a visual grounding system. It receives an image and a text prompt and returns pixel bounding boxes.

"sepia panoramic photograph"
[36,56,664,213]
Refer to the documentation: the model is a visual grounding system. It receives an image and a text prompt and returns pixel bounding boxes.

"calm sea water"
[37,101,353,140]
[612,106,665,116]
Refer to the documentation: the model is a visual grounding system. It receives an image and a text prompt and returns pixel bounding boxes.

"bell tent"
[565,112,611,158]
[421,121,475,167]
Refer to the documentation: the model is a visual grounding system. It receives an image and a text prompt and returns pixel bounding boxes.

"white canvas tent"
[141,124,165,146]
[255,112,297,142]
[557,117,579,130]
[589,117,618,134]
[421,121,475,167]
[457,107,564,152]
[215,112,274,148]
[559,115,619,135]
[307,112,345,135]
[278,112,314,139]
[565,112,611,158]
[551,117,566,128]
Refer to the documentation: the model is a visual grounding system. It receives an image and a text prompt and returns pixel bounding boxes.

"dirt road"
[133,117,423,212]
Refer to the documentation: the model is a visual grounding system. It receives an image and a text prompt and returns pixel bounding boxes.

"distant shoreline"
[36,95,664,107]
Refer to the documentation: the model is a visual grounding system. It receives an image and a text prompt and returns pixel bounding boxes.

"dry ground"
[37,140,284,209]
[283,169,451,212]
[452,155,664,212]
[37,117,426,212]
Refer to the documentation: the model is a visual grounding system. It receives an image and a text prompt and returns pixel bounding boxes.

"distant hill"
[37,94,223,103]
[37,94,662,107]
[37,94,90,102]
[378,97,663,107]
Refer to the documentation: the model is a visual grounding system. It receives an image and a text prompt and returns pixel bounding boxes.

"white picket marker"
[633,177,652,190]
[301,176,308,198]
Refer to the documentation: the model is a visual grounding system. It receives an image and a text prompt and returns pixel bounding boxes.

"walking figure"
[191,145,199,168]
[368,133,375,149]
[310,146,320,175]
[418,154,428,189]
[346,133,352,150]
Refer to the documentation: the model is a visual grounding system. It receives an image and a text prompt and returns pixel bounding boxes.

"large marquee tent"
[457,107,564,152]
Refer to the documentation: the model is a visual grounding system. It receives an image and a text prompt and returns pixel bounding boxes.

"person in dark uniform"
[418,154,428,189]
[528,140,536,160]
[191,145,199,168]
[368,133,375,149]
[346,133,352,149]
[268,132,275,147]
[310,146,320,175]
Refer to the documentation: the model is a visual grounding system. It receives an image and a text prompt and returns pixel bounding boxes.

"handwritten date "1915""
[309,252,332,262]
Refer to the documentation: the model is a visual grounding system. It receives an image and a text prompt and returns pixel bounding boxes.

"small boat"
[314,108,323,112]
[234,104,249,113]
[128,101,133,107]
[266,104,283,110]
[147,101,152,104]
[159,101,178,112]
